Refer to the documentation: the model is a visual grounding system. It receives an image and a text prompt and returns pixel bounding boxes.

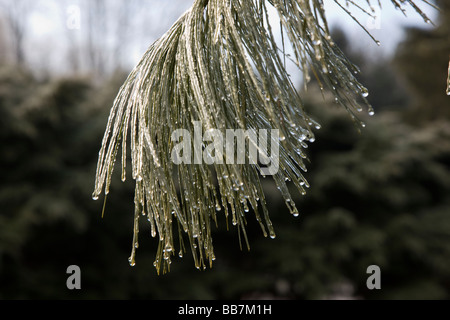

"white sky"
[24,0,438,76]
[323,0,437,54]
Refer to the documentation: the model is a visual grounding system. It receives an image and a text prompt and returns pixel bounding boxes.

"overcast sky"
[22,0,437,76]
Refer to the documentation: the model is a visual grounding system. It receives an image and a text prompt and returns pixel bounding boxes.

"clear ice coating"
[447,59,450,96]
[92,0,437,274]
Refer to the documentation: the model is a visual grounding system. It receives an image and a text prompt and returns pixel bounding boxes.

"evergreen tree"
[395,0,450,123]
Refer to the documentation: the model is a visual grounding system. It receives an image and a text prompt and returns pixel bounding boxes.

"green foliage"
[93,0,434,273]
[1,0,448,300]
[394,0,450,122]
[1,65,449,299]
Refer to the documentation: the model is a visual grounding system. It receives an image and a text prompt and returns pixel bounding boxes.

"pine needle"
[92,0,435,273]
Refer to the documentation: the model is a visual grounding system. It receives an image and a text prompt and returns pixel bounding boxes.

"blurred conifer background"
[0,0,449,299]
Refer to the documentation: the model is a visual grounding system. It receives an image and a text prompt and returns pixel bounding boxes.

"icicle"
[92,0,437,273]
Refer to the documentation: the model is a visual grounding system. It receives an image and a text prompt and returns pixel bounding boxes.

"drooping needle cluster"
[92,0,434,274]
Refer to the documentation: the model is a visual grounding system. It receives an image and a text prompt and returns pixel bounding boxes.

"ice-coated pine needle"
[93,0,435,273]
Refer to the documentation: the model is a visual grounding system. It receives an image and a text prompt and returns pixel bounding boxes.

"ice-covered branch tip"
[447,58,450,96]
[93,0,436,274]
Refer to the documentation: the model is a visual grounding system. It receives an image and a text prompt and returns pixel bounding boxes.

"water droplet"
[361,89,369,98]
[92,194,99,201]
[368,110,375,116]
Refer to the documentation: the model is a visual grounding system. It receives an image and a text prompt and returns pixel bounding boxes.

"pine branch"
[92,0,436,273]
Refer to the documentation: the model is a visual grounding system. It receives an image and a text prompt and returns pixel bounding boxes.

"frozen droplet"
[92,194,99,201]
[361,88,369,98]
